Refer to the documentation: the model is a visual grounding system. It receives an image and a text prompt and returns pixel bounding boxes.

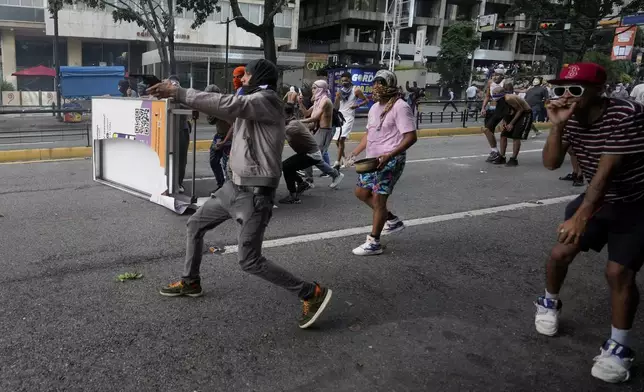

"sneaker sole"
[591,365,631,383]
[535,323,558,336]
[159,291,204,297]
[382,224,405,236]
[299,289,333,329]
[352,248,384,256]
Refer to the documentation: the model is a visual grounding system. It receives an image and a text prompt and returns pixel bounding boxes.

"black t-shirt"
[525,86,547,107]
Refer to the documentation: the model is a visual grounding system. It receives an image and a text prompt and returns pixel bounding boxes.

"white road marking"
[190,149,544,181]
[217,194,579,254]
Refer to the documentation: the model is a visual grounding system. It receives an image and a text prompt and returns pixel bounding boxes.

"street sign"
[479,14,497,32]
[622,14,644,25]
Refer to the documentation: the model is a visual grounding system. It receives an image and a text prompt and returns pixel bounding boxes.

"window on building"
[316,0,326,17]
[274,11,283,27]
[238,2,249,19]
[218,1,230,21]
[82,42,129,69]
[304,2,315,20]
[16,38,68,68]
[416,0,434,18]
[349,0,376,12]
[248,3,260,24]
[327,0,340,14]
[283,9,292,27]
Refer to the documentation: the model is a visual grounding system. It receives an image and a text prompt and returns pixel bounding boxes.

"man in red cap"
[536,62,644,383]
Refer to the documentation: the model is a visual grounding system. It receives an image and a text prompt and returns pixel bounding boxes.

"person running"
[535,62,644,383]
[442,88,458,112]
[279,104,324,204]
[487,82,533,166]
[150,59,332,329]
[204,84,232,194]
[347,70,417,256]
[333,72,369,170]
[299,80,345,190]
[481,68,507,164]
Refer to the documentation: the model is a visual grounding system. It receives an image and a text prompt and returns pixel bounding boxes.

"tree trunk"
[263,26,277,65]
[168,38,177,75]
[166,0,177,76]
[157,43,169,78]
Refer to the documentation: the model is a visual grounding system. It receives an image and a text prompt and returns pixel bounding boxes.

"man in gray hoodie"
[148,60,332,329]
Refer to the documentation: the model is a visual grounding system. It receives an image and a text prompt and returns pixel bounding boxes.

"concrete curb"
[0,123,551,164]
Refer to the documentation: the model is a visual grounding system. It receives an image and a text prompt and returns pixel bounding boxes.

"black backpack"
[332,108,346,128]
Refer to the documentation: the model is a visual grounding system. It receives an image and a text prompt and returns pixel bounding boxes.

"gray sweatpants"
[183,181,315,299]
[305,127,339,179]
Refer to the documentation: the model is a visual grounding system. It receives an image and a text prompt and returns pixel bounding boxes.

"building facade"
[1,0,302,91]
[297,0,548,84]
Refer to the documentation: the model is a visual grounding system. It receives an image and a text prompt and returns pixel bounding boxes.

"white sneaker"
[382,218,405,235]
[591,340,634,383]
[352,235,383,256]
[534,296,561,336]
[329,172,345,189]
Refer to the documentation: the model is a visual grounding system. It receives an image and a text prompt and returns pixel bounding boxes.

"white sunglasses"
[551,85,585,98]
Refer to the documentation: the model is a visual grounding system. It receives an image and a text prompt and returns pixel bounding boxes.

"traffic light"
[539,22,557,29]
[497,22,515,30]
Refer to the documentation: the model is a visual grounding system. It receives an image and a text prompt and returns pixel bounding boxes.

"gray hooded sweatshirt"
[176,88,285,189]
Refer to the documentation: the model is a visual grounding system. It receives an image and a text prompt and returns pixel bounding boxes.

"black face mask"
[342,82,352,88]
[244,59,279,94]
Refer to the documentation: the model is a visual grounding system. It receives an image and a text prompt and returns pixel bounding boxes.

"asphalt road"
[2,134,641,391]
[0,104,480,150]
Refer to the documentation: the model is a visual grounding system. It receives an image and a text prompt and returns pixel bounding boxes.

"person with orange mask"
[232,66,245,94]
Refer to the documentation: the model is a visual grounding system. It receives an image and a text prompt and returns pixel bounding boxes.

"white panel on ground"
[100,138,166,197]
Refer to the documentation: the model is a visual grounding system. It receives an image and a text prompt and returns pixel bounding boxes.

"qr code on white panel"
[134,108,151,135]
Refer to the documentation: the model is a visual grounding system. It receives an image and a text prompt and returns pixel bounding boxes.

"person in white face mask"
[611,83,629,99]
[333,72,369,169]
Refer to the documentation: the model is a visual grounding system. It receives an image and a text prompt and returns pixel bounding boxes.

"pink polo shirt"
[366,99,416,158]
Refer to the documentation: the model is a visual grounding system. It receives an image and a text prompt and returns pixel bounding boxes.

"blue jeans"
[323,151,330,165]
[209,135,231,187]
[531,105,545,122]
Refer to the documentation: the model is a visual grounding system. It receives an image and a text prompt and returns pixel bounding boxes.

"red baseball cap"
[549,62,607,85]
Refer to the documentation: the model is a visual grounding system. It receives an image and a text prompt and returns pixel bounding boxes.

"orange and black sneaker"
[298,283,332,329]
[159,279,203,297]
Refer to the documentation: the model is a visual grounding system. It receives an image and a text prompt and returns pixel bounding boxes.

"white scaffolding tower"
[380,0,412,71]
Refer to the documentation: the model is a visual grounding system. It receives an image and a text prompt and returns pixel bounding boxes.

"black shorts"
[500,111,533,140]
[484,110,503,131]
[565,194,644,271]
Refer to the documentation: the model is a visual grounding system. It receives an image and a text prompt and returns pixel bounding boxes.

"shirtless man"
[481,68,507,163]
[488,82,534,166]
[284,86,299,104]
[299,80,344,189]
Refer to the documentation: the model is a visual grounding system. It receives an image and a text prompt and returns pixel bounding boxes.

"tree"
[436,22,480,88]
[57,0,219,76]
[230,0,291,64]
[510,0,644,66]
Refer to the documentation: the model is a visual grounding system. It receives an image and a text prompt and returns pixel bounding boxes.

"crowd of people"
[135,58,643,385]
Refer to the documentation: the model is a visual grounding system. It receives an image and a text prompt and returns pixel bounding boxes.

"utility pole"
[52,2,62,120]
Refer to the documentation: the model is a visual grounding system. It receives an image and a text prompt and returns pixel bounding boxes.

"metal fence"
[0,109,92,148]
[415,100,484,129]
[0,103,485,149]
